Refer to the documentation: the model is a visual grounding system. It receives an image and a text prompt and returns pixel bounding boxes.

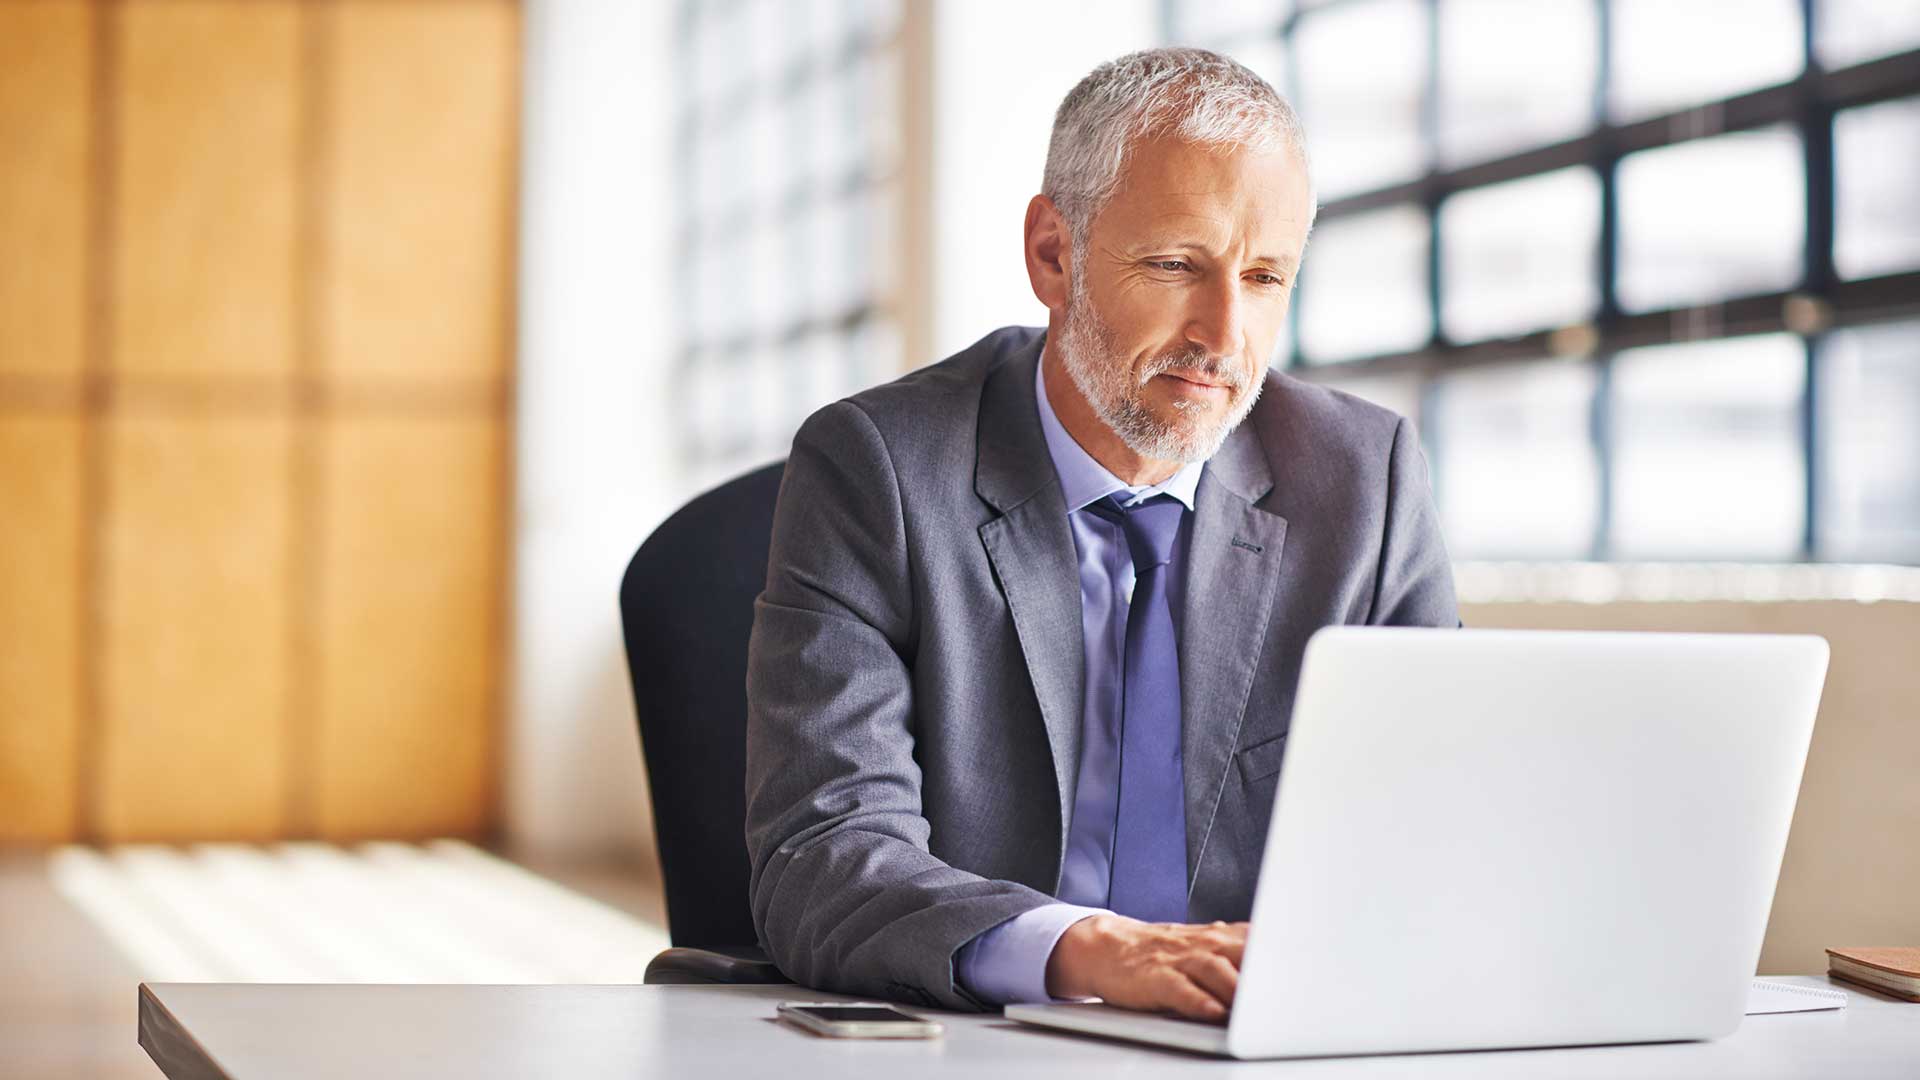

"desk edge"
[139,983,234,1080]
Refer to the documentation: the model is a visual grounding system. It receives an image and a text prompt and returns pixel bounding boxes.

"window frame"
[671,0,913,483]
[1166,0,1920,562]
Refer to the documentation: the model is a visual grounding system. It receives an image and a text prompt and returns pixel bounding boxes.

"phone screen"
[789,1005,923,1024]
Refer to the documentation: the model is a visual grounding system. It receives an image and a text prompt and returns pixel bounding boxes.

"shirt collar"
[1034,355,1203,514]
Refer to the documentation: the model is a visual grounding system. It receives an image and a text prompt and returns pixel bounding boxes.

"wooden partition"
[0,0,519,844]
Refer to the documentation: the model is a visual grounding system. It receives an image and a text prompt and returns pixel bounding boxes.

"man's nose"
[1183,274,1244,359]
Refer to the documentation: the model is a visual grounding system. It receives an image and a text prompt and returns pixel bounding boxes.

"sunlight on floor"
[49,840,671,984]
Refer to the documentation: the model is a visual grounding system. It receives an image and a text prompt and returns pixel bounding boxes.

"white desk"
[138,976,1920,1078]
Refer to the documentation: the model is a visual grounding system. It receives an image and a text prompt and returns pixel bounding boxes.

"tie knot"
[1086,493,1184,572]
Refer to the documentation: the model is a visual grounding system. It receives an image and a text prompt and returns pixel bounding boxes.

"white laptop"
[1006,626,1829,1059]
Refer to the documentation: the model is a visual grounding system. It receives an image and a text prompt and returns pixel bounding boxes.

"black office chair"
[620,461,792,985]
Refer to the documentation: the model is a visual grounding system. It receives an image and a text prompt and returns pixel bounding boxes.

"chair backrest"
[619,461,785,950]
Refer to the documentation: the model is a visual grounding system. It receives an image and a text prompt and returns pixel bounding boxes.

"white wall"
[928,0,1160,359]
[511,0,680,861]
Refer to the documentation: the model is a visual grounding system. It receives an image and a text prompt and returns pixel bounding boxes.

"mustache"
[1139,347,1245,390]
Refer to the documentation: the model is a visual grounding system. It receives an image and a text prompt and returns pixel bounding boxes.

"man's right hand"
[1043,914,1247,1022]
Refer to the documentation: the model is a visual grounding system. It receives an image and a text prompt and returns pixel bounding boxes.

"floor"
[0,844,670,1079]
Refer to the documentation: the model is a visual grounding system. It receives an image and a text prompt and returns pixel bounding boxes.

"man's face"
[1058,135,1314,463]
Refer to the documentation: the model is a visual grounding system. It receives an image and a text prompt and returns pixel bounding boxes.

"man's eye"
[1250,272,1287,287]
[1150,260,1190,273]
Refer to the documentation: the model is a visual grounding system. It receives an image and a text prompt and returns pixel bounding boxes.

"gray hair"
[1042,47,1313,242]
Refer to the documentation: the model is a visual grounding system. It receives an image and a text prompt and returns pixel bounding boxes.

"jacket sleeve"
[744,400,1054,1011]
[1369,417,1463,628]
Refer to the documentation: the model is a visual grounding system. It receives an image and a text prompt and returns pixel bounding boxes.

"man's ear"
[1024,194,1071,313]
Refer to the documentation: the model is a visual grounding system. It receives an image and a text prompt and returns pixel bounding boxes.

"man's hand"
[1044,914,1247,1022]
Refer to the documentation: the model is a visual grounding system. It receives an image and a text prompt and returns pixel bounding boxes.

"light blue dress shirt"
[954,360,1204,1005]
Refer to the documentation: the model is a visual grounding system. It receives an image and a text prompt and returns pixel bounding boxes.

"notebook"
[1746,979,1848,1014]
[1827,947,1920,1002]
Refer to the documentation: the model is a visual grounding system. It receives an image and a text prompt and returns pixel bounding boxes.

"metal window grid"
[1165,0,1920,562]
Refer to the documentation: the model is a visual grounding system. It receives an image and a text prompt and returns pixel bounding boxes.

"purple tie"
[1085,493,1189,924]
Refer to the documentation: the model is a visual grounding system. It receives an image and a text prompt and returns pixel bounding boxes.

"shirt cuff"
[955,903,1109,1006]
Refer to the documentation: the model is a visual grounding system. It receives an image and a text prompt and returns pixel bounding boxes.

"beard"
[1057,260,1265,465]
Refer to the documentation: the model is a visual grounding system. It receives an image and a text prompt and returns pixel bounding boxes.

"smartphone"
[775,1001,945,1039]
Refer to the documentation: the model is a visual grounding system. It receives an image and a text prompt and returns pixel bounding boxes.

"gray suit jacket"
[745,326,1458,1011]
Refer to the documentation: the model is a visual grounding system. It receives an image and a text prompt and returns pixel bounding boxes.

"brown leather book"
[1826,947,1920,1003]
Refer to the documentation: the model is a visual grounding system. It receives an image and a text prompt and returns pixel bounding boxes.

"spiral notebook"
[1746,979,1849,1014]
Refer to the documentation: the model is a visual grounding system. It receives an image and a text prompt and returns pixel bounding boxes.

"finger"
[1180,951,1240,1008]
[1156,971,1229,1023]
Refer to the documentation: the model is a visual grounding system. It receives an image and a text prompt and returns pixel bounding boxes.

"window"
[1269,307,1297,370]
[1173,0,1289,43]
[1834,96,1920,281]
[675,0,907,485]
[1293,0,1428,199]
[1616,127,1805,313]
[1817,0,1920,69]
[1433,360,1600,560]
[1609,0,1803,122]
[685,350,748,461]
[1437,0,1597,167]
[1441,167,1601,342]
[1297,203,1430,362]
[1610,335,1807,560]
[1819,319,1920,562]
[1306,370,1423,425]
[1157,0,1920,565]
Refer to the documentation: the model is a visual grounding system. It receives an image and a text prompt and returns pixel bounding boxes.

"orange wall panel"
[112,0,299,382]
[320,0,519,385]
[0,413,85,841]
[96,412,292,841]
[314,414,503,839]
[0,0,91,381]
[1,0,519,847]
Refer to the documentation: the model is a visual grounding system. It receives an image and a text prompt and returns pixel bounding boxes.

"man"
[744,47,1458,1021]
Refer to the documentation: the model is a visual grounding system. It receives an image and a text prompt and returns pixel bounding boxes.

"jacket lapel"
[1180,421,1287,884]
[975,335,1084,865]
